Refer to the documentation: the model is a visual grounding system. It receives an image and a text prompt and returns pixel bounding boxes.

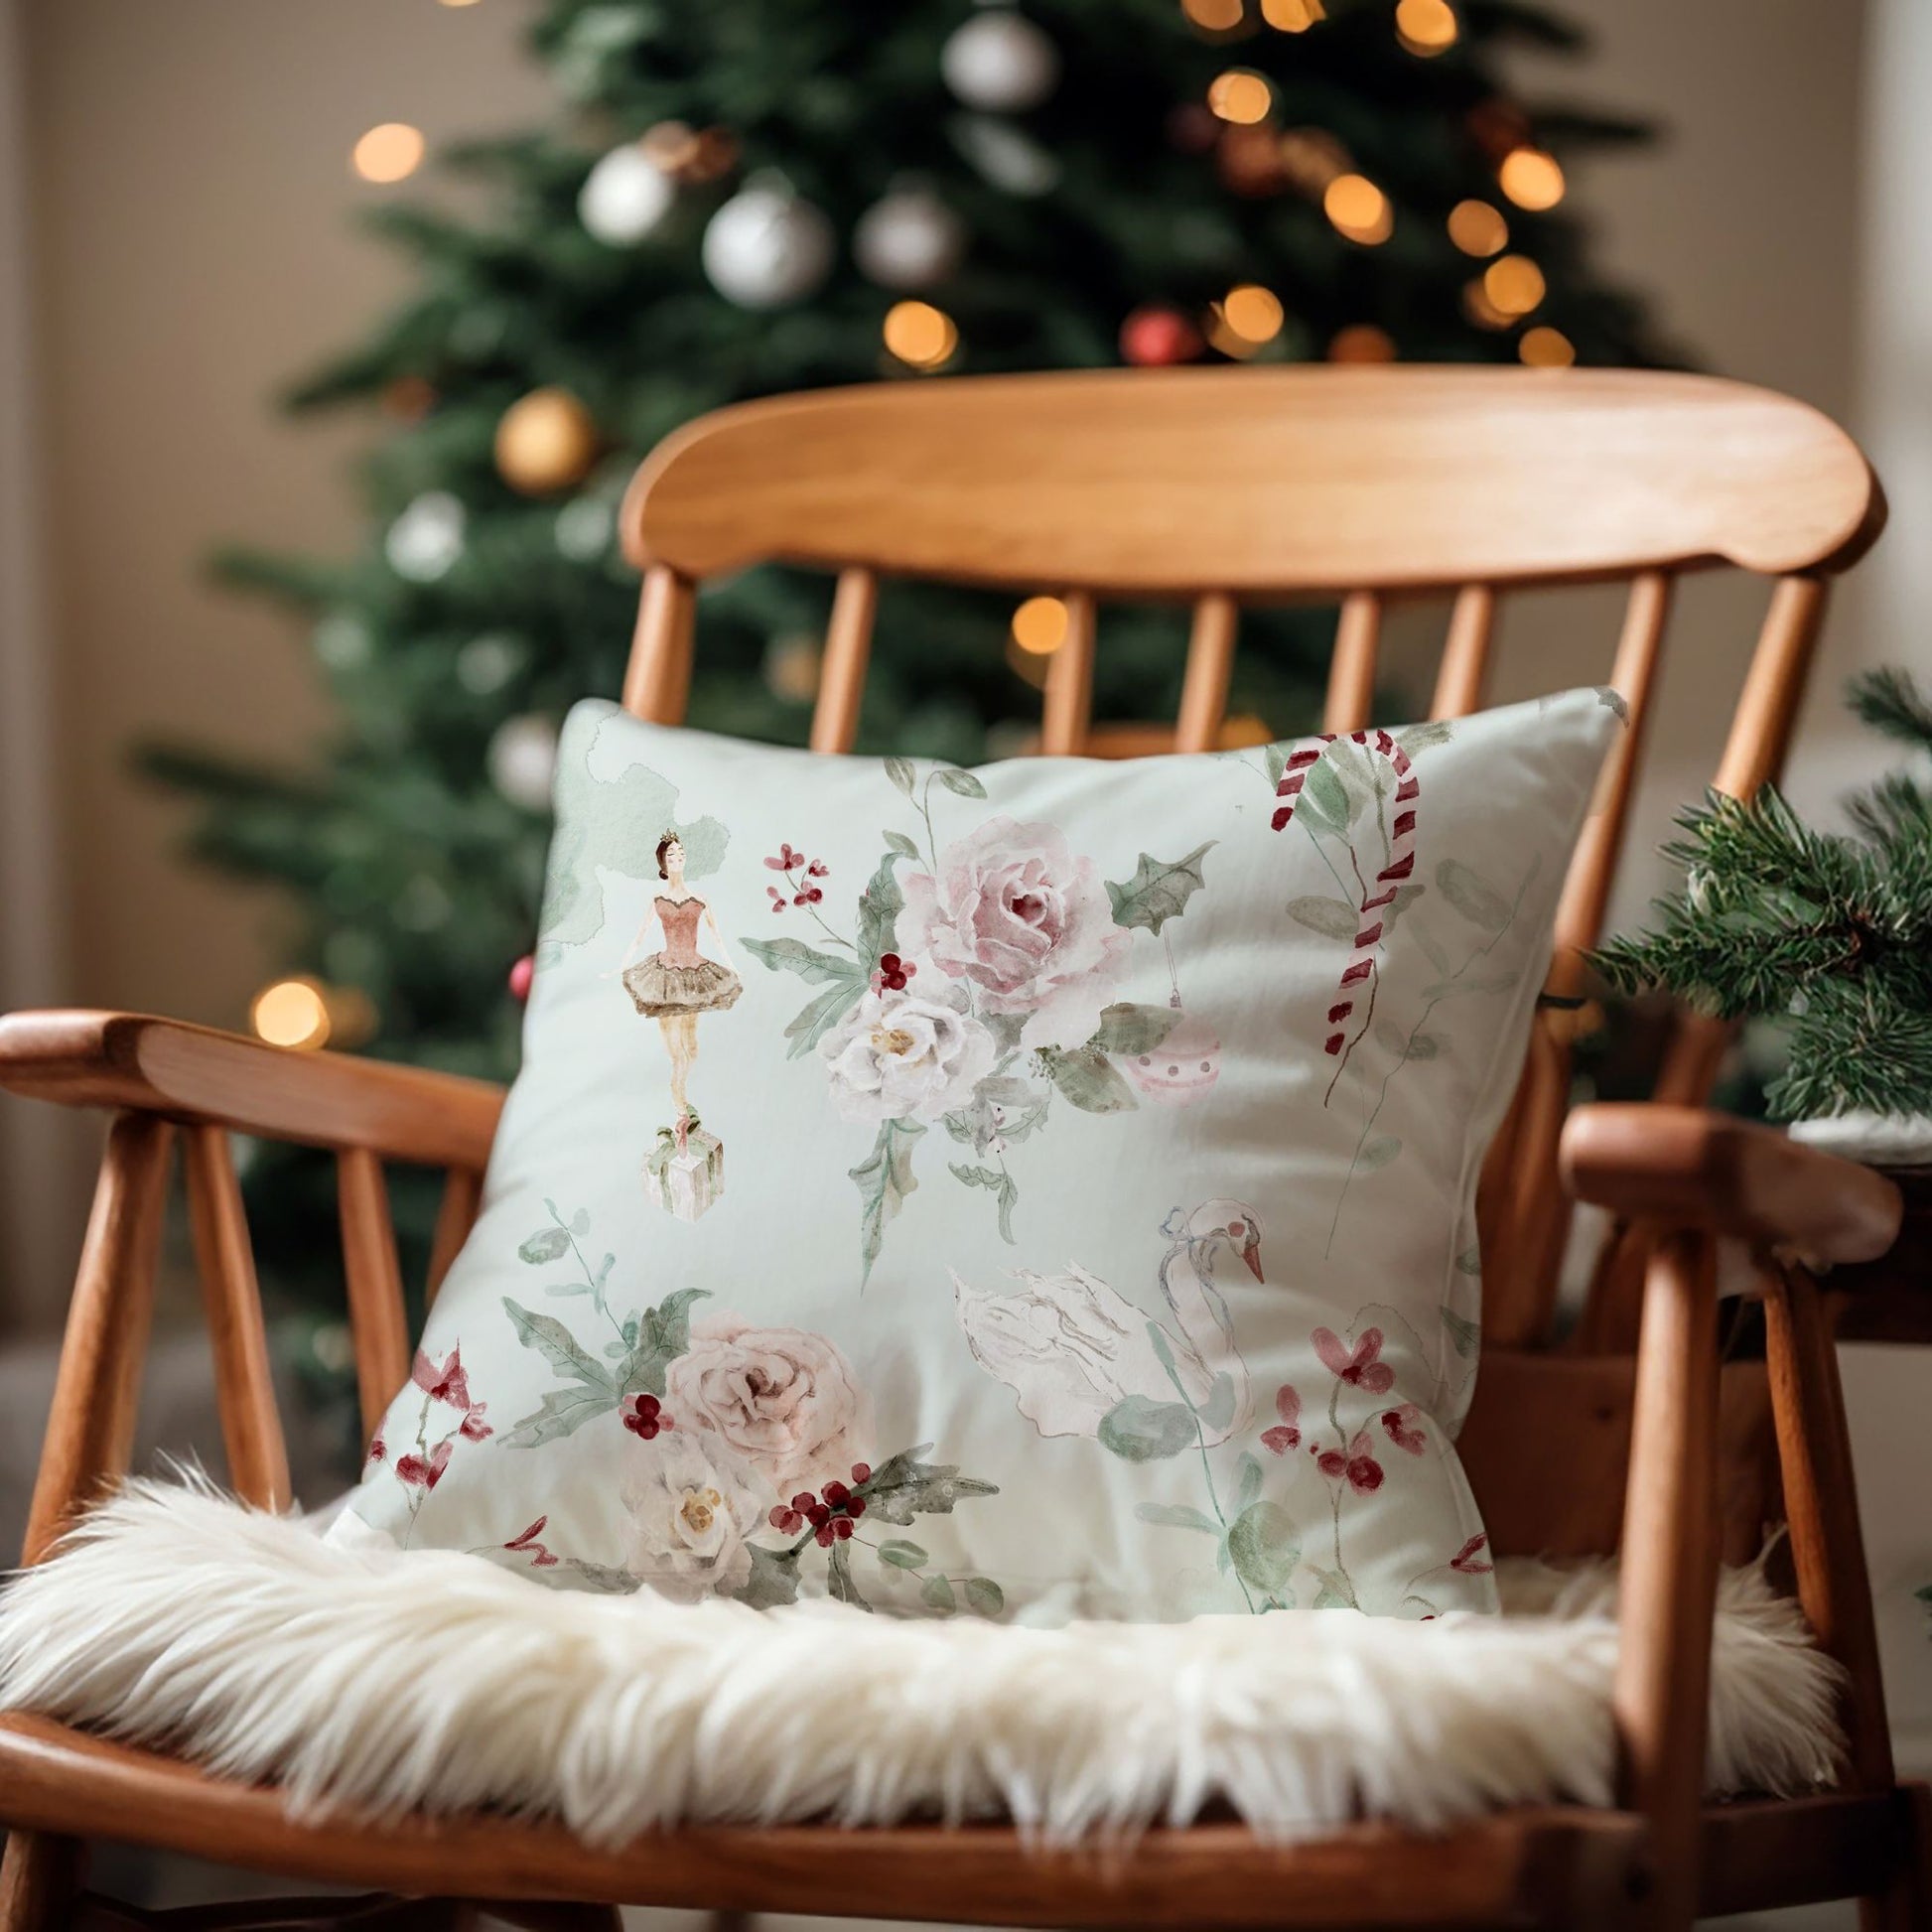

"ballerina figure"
[613,833,742,1120]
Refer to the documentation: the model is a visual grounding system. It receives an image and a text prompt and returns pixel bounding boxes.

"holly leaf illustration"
[1105,842,1215,935]
[858,1444,999,1524]
[1036,1044,1136,1114]
[1227,1500,1301,1597]
[851,1117,925,1285]
[1097,1394,1196,1462]
[740,936,865,985]
[1287,896,1358,941]
[730,1544,802,1609]
[826,1542,872,1610]
[1087,1001,1178,1056]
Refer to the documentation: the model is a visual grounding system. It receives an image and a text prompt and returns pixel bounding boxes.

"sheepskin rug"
[0,1478,1843,1848]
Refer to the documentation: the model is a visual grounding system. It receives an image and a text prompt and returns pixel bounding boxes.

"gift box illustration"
[646,1116,724,1222]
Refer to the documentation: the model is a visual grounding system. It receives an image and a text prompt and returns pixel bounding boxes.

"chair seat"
[3,1714,1919,1928]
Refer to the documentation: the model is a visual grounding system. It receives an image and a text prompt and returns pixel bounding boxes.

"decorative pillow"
[330,688,1619,1623]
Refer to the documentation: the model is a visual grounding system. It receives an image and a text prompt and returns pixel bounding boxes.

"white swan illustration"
[951,1199,1261,1445]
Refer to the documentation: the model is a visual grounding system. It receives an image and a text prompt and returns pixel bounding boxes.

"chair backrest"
[617,367,1880,1556]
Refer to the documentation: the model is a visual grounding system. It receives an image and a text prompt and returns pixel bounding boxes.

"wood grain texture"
[1430,585,1496,720]
[1173,593,1237,753]
[20,1111,173,1566]
[1039,590,1096,755]
[427,1167,484,1306]
[1321,591,1380,733]
[0,1714,1649,1929]
[1613,1230,1723,1932]
[337,1149,411,1443]
[1764,1264,1895,1793]
[0,1011,502,1172]
[809,567,878,754]
[621,565,694,725]
[0,1830,82,1932]
[1562,1105,1903,1264]
[623,368,1882,593]
[183,1126,292,1512]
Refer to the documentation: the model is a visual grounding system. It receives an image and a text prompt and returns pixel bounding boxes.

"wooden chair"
[0,366,1925,1931]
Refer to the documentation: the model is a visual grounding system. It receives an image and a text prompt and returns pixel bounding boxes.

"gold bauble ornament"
[493,387,599,495]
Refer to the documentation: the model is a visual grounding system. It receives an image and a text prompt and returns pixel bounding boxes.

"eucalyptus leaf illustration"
[884,756,917,798]
[1235,1450,1264,1514]
[1436,859,1512,932]
[878,1538,928,1570]
[1396,719,1454,754]
[1287,895,1359,941]
[741,936,866,985]
[517,1226,572,1264]
[1135,1501,1222,1534]
[964,1577,1006,1617]
[1442,1306,1481,1358]
[932,766,988,799]
[920,1574,957,1612]
[883,828,921,860]
[1097,1393,1197,1461]
[1356,1134,1403,1173]
[851,1116,925,1284]
[782,979,868,1059]
[1227,1500,1301,1596]
[1301,756,1354,833]
[1104,841,1216,935]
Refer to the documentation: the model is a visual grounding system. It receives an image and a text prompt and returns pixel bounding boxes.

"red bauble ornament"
[1120,306,1203,368]
[508,954,535,1003]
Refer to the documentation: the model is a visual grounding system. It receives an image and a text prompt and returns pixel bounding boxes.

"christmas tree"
[1592,670,1932,1123]
[150,0,1665,1328]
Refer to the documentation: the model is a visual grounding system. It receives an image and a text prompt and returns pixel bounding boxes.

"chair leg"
[1861,1783,1932,1932]
[0,1832,84,1932]
[1611,1229,1723,1932]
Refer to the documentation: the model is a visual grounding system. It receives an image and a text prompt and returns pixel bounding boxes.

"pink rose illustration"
[902,817,1128,1049]
[665,1316,873,1492]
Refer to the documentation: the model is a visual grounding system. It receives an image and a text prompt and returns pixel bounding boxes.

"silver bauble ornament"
[487,713,560,812]
[853,187,967,291]
[701,181,835,309]
[941,9,1061,113]
[384,492,467,583]
[578,142,674,245]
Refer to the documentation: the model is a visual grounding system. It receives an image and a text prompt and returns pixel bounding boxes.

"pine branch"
[1848,666,1932,756]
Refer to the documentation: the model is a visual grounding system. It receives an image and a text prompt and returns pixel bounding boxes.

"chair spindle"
[810,568,880,755]
[427,1167,485,1306]
[336,1148,412,1442]
[1430,586,1497,721]
[1321,591,1380,734]
[184,1124,293,1512]
[1174,594,1238,754]
[1040,591,1096,755]
[622,565,696,725]
[20,1111,174,1566]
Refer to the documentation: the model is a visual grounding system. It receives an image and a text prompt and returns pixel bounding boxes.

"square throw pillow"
[330,687,1619,1623]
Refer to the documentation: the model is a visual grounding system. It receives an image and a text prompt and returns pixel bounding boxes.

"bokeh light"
[1012,596,1070,655]
[251,979,332,1051]
[1181,0,1246,28]
[1207,69,1273,123]
[1498,148,1566,210]
[1221,283,1285,344]
[1483,253,1547,316]
[1328,323,1397,363]
[1261,0,1323,25]
[351,123,426,184]
[1519,325,1576,367]
[1323,174,1392,244]
[1447,200,1508,257]
[883,301,958,370]
[1394,0,1457,55]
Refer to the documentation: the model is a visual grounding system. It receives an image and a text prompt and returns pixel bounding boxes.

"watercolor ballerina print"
[611,831,743,1218]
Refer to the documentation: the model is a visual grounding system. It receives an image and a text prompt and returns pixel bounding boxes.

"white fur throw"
[0,1479,1842,1849]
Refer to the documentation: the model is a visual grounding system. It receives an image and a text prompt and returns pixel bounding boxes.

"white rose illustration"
[666,1316,873,1492]
[819,983,995,1122]
[902,817,1128,1049]
[619,1434,770,1602]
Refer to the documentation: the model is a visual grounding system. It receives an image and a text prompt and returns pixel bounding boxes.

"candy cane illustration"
[1271,729,1420,1073]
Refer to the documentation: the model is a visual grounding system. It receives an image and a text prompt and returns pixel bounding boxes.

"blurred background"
[0,1,1926,1922]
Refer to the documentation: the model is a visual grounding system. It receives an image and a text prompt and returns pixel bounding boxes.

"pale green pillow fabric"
[330,688,1619,1622]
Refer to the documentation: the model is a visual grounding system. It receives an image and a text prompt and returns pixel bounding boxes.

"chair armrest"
[1560,1103,1902,1267]
[0,1009,503,1172]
